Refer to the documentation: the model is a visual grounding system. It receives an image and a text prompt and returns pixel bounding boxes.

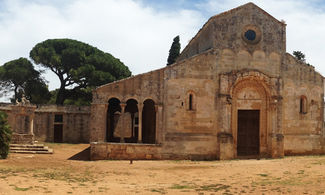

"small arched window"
[186,91,196,111]
[189,94,193,110]
[300,96,307,114]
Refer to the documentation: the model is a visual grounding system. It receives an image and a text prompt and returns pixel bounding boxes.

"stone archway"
[231,79,269,158]
[107,98,121,142]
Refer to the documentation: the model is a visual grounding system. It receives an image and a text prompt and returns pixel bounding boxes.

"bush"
[0,111,12,159]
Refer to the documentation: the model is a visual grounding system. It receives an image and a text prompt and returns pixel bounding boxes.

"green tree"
[293,51,306,62]
[0,58,50,104]
[30,39,131,105]
[293,51,312,66]
[167,35,181,65]
[0,111,12,159]
[23,79,52,104]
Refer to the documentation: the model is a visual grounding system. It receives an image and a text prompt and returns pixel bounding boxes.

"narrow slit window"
[300,96,307,114]
[189,94,193,110]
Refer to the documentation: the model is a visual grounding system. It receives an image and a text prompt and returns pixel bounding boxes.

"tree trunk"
[56,85,66,105]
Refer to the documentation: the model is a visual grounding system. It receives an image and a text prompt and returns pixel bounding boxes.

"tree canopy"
[30,39,131,105]
[0,57,50,104]
[293,51,312,66]
[167,35,181,65]
[293,51,306,62]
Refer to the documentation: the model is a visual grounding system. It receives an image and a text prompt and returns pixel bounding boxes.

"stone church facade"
[89,3,324,160]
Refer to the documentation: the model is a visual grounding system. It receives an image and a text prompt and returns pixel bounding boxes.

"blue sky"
[0,0,325,101]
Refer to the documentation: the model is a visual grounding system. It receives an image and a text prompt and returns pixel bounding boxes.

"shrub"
[0,111,12,159]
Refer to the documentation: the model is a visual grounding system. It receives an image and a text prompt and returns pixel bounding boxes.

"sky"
[0,0,325,101]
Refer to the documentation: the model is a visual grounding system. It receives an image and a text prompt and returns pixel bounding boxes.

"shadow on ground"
[68,147,90,161]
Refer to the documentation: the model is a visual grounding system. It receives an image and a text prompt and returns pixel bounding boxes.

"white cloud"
[0,0,325,102]
[0,0,204,96]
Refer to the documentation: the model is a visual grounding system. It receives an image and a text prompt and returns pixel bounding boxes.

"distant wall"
[0,104,90,144]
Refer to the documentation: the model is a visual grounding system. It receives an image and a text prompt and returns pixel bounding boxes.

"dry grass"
[0,144,325,194]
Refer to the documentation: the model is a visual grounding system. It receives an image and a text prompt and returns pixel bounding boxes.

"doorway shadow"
[68,146,90,161]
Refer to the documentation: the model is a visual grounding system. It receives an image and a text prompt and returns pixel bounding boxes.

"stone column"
[155,104,162,144]
[218,94,232,133]
[217,94,234,160]
[120,103,126,143]
[217,132,234,160]
[90,103,108,142]
[138,103,143,143]
[30,116,34,135]
[270,96,284,158]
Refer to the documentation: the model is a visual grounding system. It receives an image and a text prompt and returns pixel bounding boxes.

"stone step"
[9,144,53,154]
[10,149,53,154]
[10,147,49,151]
[10,144,45,148]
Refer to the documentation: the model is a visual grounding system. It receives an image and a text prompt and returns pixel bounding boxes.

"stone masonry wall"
[91,68,165,143]
[178,3,286,61]
[281,54,324,155]
[162,51,218,159]
[0,104,90,144]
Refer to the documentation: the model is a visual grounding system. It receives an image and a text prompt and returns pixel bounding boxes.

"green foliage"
[293,51,312,66]
[30,39,131,105]
[167,35,181,65]
[0,58,51,104]
[0,111,12,159]
[49,88,92,106]
[293,51,305,62]
[23,80,51,104]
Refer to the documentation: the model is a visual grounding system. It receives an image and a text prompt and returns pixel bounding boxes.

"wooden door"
[54,124,63,143]
[237,110,260,156]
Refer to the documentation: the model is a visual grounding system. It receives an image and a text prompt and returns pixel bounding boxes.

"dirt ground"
[0,143,325,195]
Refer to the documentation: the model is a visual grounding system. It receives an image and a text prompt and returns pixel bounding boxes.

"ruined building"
[0,103,90,144]
[90,3,325,160]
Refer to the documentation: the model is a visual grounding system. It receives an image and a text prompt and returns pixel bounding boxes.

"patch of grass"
[110,170,131,176]
[170,184,194,190]
[0,167,29,175]
[13,185,32,191]
[297,170,305,175]
[257,173,269,177]
[150,188,166,194]
[32,170,95,183]
[197,184,231,192]
[170,182,231,192]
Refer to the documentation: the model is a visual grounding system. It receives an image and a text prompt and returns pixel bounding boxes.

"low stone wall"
[11,133,34,144]
[284,135,325,156]
[90,142,162,160]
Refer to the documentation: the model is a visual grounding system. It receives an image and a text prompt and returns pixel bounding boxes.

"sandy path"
[0,143,325,194]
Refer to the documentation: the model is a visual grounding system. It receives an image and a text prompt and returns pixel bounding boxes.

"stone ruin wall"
[0,103,90,144]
